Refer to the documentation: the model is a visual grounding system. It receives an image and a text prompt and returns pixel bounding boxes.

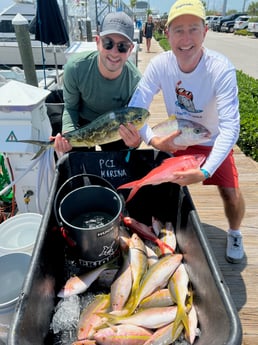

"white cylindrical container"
[0,252,31,343]
[0,213,42,255]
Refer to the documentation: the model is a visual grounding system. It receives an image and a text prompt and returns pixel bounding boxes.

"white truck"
[247,18,258,38]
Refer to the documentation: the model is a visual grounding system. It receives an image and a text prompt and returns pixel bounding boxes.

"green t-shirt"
[62,51,141,132]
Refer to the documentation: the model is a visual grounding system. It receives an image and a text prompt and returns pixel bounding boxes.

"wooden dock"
[137,38,258,345]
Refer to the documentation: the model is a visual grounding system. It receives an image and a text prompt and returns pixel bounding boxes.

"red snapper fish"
[117,154,206,202]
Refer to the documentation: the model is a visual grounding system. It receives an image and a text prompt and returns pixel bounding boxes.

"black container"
[58,185,123,267]
[8,150,242,345]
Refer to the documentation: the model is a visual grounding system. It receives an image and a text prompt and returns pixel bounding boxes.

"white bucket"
[0,252,31,343]
[0,213,42,255]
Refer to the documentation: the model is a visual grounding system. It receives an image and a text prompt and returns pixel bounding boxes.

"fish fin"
[18,140,52,160]
[117,180,139,190]
[117,181,141,203]
[156,238,175,255]
[125,186,140,203]
[172,304,190,341]
[31,146,48,160]
[57,288,65,298]
[95,312,119,327]
[18,139,51,146]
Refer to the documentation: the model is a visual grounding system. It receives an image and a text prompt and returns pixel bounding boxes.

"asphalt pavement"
[204,30,258,79]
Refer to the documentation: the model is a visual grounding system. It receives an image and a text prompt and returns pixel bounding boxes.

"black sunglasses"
[101,37,132,53]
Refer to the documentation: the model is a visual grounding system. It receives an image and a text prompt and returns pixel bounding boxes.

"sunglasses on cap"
[101,37,132,53]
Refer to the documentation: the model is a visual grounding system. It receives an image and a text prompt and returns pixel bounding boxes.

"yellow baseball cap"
[166,0,206,26]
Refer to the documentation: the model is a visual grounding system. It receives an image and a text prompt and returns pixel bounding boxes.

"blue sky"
[134,0,248,15]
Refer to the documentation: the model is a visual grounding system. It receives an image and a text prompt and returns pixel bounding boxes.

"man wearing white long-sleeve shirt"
[129,0,245,263]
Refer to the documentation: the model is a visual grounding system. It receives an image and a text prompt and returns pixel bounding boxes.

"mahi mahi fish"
[117,154,206,202]
[152,115,211,146]
[18,107,150,159]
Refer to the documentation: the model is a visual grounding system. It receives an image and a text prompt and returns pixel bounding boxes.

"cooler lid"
[0,80,50,111]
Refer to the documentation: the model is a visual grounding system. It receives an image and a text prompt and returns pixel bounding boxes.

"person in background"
[143,15,155,53]
[129,0,245,264]
[53,11,142,153]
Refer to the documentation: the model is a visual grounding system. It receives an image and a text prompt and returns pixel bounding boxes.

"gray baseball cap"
[100,12,134,43]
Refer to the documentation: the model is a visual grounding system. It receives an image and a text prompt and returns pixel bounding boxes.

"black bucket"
[58,185,123,267]
[54,173,117,226]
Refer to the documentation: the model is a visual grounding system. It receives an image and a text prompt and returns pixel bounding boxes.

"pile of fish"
[55,216,200,345]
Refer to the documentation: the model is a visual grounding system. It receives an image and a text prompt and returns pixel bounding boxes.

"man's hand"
[119,123,142,148]
[172,168,206,186]
[50,133,72,153]
[150,130,187,153]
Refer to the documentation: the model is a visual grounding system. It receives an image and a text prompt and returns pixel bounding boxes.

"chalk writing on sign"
[98,158,128,179]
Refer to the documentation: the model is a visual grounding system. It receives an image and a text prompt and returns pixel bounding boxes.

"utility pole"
[222,0,227,16]
[242,0,247,12]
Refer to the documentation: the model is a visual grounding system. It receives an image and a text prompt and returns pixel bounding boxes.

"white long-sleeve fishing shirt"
[129,48,240,176]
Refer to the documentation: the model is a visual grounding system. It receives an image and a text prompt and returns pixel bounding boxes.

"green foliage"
[158,38,170,51]
[155,37,258,162]
[234,29,253,36]
[249,16,258,22]
[153,31,166,41]
[237,71,258,161]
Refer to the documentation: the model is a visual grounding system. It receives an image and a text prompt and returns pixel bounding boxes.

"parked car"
[211,16,222,31]
[247,18,258,38]
[206,15,217,26]
[215,13,247,32]
[221,15,249,33]
[233,16,251,31]
[208,16,221,29]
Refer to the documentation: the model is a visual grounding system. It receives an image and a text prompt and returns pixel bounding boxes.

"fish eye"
[194,128,201,134]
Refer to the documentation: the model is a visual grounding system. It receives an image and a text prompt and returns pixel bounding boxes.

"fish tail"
[122,292,138,316]
[18,139,52,160]
[172,304,189,341]
[125,185,141,203]
[31,146,48,160]
[96,312,117,324]
[156,238,175,255]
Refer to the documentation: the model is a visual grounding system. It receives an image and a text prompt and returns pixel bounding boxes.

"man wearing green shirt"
[54,11,142,153]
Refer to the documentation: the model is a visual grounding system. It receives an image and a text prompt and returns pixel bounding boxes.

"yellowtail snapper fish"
[57,261,117,298]
[152,115,211,146]
[18,107,150,159]
[93,324,153,345]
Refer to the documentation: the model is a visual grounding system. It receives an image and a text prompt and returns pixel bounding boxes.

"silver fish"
[18,107,150,159]
[57,261,117,298]
[152,115,211,146]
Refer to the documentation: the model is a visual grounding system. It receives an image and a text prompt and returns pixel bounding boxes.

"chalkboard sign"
[58,150,170,188]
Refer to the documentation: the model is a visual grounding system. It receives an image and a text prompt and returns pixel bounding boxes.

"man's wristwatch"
[200,168,210,179]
